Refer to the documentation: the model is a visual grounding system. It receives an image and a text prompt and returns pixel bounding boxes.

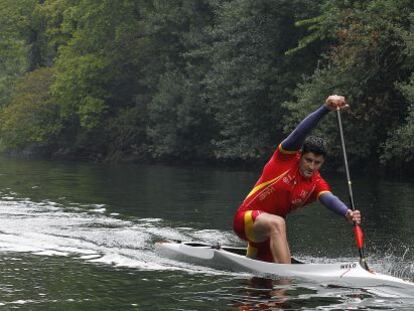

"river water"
[0,157,412,310]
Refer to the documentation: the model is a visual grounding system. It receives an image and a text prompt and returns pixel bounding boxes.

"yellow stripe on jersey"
[278,143,298,154]
[246,243,258,258]
[317,190,331,200]
[245,169,290,200]
[244,210,256,242]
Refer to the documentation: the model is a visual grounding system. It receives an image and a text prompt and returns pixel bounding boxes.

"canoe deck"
[156,240,414,298]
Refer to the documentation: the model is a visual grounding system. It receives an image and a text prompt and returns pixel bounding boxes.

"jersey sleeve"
[271,144,299,162]
[307,175,331,204]
[319,192,349,216]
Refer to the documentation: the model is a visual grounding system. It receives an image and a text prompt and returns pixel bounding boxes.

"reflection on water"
[230,277,296,310]
[0,156,413,310]
[229,277,414,311]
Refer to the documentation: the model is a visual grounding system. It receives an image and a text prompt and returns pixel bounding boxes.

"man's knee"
[268,216,286,235]
[256,213,286,233]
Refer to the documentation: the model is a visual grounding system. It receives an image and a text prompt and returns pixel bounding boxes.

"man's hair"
[302,136,327,157]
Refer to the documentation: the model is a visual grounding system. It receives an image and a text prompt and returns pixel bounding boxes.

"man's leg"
[252,212,291,263]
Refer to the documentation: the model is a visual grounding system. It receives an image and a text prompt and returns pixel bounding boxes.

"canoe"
[155,240,414,298]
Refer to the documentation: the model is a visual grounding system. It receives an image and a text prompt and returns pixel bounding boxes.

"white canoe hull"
[156,241,414,298]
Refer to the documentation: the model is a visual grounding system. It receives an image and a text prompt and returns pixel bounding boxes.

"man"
[233,95,361,263]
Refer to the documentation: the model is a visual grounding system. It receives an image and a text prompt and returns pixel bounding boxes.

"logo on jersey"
[258,187,275,201]
[299,190,308,198]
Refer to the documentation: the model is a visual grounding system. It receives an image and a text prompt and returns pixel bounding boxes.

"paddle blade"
[353,225,364,249]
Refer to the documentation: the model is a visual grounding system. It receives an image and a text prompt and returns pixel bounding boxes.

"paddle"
[335,107,370,271]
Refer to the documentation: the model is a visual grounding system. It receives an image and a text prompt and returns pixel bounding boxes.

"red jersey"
[238,144,331,218]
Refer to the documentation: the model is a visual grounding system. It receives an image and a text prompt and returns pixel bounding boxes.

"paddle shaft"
[335,108,356,210]
[335,107,370,271]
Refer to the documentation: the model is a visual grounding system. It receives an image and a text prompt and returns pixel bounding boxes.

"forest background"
[0,0,413,173]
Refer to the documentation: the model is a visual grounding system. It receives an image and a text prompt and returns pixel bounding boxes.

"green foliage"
[0,39,29,107]
[147,69,215,160]
[105,106,147,161]
[0,0,412,170]
[380,12,414,165]
[52,51,110,128]
[0,0,34,106]
[381,104,414,164]
[381,76,414,164]
[34,0,80,61]
[0,68,61,150]
[0,0,74,106]
[204,0,321,160]
[142,0,218,160]
[49,0,144,156]
[284,0,414,167]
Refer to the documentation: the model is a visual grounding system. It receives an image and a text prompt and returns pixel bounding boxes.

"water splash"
[367,243,414,282]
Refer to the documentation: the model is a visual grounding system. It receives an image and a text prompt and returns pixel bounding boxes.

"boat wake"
[0,192,243,275]
[0,190,413,285]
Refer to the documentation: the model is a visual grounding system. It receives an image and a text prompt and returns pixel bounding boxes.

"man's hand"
[345,209,361,224]
[325,95,349,110]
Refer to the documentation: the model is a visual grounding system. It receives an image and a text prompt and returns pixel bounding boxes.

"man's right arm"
[280,95,348,152]
[280,105,329,152]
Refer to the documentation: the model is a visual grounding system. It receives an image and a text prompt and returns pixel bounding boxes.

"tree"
[283,0,414,168]
[49,0,144,158]
[203,0,322,161]
[144,0,218,160]
[382,15,414,166]
[0,0,35,106]
[0,68,61,151]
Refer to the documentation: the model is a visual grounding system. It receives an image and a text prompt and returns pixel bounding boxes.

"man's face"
[299,152,325,178]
